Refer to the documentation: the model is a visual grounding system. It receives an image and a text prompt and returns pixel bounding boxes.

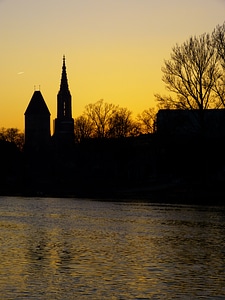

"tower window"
[63,102,66,116]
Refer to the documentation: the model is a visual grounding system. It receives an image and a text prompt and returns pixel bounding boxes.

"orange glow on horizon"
[1,0,224,131]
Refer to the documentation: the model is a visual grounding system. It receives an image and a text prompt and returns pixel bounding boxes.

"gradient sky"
[1,0,225,131]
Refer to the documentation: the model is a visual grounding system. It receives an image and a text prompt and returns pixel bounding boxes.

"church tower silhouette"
[24,56,74,153]
[53,56,74,145]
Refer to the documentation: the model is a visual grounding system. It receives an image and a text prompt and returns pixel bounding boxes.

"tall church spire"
[54,56,74,146]
[57,55,72,119]
[60,55,69,92]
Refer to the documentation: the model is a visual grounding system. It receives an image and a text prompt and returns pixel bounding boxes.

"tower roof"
[59,55,70,92]
[25,90,50,115]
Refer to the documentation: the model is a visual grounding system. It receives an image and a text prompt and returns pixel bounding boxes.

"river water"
[0,197,225,299]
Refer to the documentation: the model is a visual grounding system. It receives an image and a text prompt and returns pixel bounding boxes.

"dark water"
[0,197,225,299]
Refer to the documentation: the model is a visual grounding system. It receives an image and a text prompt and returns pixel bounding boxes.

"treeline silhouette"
[0,102,156,198]
[1,122,225,204]
[74,100,156,141]
[1,22,225,203]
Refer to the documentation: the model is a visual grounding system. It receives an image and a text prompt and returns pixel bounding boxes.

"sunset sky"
[1,0,225,131]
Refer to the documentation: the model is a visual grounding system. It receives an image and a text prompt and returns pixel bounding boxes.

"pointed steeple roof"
[25,90,50,115]
[59,55,70,91]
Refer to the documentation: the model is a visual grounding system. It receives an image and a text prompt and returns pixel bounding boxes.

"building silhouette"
[24,56,74,152]
[24,90,51,152]
[157,109,225,137]
[53,55,74,146]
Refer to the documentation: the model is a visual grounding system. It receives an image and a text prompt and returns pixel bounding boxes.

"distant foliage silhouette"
[212,22,225,106]
[74,100,146,142]
[108,107,140,138]
[137,108,156,134]
[0,128,24,151]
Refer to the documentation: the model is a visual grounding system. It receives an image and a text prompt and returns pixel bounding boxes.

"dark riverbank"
[73,181,225,205]
[1,134,225,205]
[1,179,225,206]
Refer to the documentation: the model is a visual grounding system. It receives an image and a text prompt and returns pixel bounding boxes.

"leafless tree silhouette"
[74,115,94,142]
[84,99,118,138]
[160,33,222,111]
[212,22,225,107]
[137,108,156,134]
[0,128,24,151]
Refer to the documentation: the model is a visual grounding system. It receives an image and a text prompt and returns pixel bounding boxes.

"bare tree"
[155,94,184,109]
[160,33,222,111]
[84,99,118,138]
[108,107,139,138]
[213,22,225,69]
[212,22,225,107]
[137,108,156,134]
[0,128,24,151]
[74,116,94,142]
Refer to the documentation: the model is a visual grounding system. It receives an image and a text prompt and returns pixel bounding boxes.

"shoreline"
[1,180,225,206]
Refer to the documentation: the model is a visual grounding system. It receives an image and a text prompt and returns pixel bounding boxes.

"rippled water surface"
[0,197,225,299]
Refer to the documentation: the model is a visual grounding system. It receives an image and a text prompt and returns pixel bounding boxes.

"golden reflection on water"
[0,197,225,299]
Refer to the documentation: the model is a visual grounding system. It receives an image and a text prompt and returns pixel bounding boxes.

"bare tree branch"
[160,33,222,110]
